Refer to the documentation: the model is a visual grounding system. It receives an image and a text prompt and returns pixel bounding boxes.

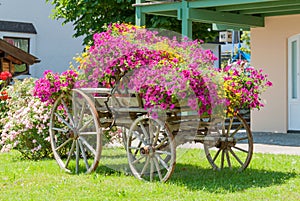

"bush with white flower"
[0,78,52,159]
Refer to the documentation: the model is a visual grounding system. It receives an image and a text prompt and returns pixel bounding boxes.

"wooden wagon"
[49,81,253,182]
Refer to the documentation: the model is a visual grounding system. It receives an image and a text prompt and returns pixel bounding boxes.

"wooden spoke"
[52,127,68,132]
[153,157,163,181]
[225,149,232,169]
[77,102,86,129]
[140,157,150,176]
[79,132,98,135]
[154,138,168,150]
[155,150,172,155]
[132,155,146,165]
[76,140,80,174]
[212,149,221,162]
[139,121,149,142]
[134,141,142,156]
[232,145,249,153]
[54,112,73,129]
[55,138,72,151]
[150,159,154,182]
[79,136,96,156]
[132,130,147,145]
[65,140,76,168]
[156,154,169,170]
[78,118,93,132]
[229,148,244,166]
[61,98,74,126]
[220,150,225,169]
[236,136,249,142]
[78,139,89,170]
[152,127,162,146]
[226,118,233,136]
[230,124,243,137]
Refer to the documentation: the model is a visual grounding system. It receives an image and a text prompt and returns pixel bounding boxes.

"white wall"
[0,0,84,78]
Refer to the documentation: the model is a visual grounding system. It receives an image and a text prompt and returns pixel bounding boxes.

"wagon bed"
[49,87,253,182]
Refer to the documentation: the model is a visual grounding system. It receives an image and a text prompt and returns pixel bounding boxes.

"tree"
[240,31,251,54]
[46,0,218,44]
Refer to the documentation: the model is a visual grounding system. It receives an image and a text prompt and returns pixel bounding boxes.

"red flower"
[0,71,12,81]
[0,90,9,100]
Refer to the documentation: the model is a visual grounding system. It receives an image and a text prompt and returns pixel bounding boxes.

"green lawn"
[0,149,299,201]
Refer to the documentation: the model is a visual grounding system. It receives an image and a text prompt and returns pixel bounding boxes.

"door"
[288,34,300,131]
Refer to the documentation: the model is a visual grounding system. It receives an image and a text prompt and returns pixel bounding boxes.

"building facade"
[0,0,83,78]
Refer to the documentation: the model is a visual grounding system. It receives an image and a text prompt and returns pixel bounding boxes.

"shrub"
[0,78,52,160]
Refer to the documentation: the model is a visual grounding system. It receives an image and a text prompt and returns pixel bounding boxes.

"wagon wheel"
[49,89,102,174]
[204,114,253,171]
[126,115,176,182]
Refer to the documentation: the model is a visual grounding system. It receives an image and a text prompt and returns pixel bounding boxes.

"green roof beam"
[217,0,300,12]
[147,11,177,18]
[189,9,264,27]
[135,2,181,13]
[188,0,281,9]
[240,5,300,14]
[212,24,250,31]
[263,10,300,16]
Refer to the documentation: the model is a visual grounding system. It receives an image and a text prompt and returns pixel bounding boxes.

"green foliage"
[46,0,135,44]
[240,31,251,54]
[46,0,218,44]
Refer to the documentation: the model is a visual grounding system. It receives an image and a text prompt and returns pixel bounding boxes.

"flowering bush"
[33,70,78,104]
[0,78,52,159]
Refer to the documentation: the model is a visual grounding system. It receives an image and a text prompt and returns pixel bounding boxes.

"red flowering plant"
[0,71,12,118]
[0,71,12,89]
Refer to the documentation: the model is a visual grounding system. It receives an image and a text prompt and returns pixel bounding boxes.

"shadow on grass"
[91,161,297,193]
[169,163,297,193]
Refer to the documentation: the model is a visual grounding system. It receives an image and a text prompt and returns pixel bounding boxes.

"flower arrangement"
[33,69,78,104]
[223,61,272,115]
[75,23,229,116]
[74,22,272,116]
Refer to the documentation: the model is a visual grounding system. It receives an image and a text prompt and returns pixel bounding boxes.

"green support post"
[181,0,192,39]
[135,0,146,26]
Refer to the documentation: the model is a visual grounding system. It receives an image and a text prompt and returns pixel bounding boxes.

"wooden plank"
[0,39,39,65]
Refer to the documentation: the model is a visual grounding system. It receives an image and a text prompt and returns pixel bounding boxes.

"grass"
[0,149,300,201]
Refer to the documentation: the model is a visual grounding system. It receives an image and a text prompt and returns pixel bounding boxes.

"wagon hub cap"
[68,130,79,140]
[218,140,235,150]
[140,145,155,156]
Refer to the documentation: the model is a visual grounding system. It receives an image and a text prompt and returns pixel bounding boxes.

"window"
[3,37,30,74]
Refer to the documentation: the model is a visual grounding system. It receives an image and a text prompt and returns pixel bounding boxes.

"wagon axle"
[140,145,155,156]
[215,139,236,150]
[66,130,79,140]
